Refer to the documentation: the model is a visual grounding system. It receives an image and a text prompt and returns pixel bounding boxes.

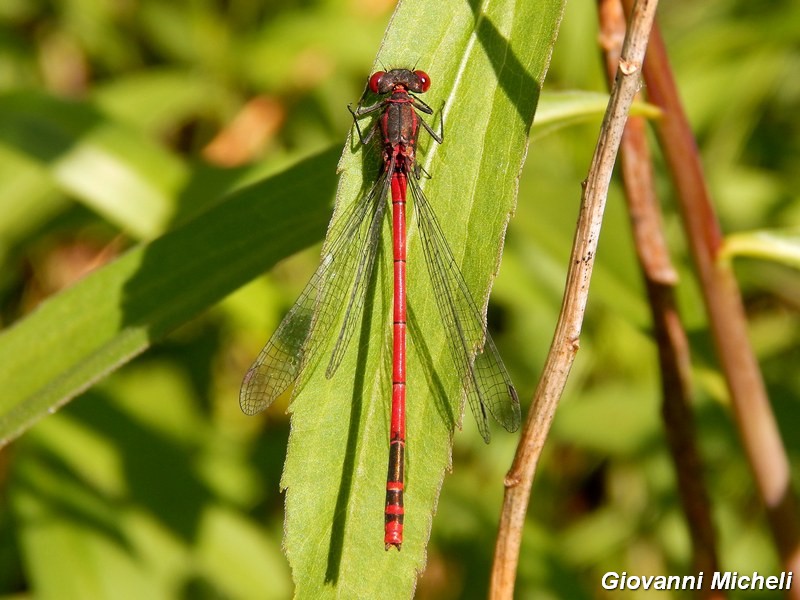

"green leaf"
[280,0,566,597]
[720,228,800,269]
[11,368,291,600]
[12,442,166,600]
[0,146,67,262]
[92,68,226,135]
[533,90,661,137]
[0,148,338,445]
[0,91,188,239]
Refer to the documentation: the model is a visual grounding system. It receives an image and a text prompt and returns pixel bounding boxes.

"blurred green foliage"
[0,0,798,599]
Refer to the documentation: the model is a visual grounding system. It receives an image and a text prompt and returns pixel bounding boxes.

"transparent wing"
[326,164,393,377]
[410,176,521,442]
[240,173,389,415]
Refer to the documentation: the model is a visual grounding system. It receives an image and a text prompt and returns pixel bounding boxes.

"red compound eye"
[413,70,431,92]
[369,71,385,94]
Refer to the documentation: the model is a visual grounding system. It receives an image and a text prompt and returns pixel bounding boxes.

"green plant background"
[1,0,799,599]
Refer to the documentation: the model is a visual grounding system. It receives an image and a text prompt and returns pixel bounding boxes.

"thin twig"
[598,1,723,595]
[628,9,800,590]
[488,1,659,597]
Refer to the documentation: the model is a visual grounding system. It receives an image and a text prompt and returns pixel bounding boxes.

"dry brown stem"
[489,1,660,597]
[598,1,722,595]
[621,1,800,589]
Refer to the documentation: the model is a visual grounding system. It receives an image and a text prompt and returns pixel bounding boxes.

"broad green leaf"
[0,148,338,445]
[0,91,188,239]
[280,0,566,597]
[720,228,800,269]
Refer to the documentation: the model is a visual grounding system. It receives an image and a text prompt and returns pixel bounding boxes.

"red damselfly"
[240,68,521,550]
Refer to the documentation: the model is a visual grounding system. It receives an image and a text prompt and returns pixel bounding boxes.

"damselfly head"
[368,69,432,95]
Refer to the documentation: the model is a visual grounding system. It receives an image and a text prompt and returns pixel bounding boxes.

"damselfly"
[240,68,521,550]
